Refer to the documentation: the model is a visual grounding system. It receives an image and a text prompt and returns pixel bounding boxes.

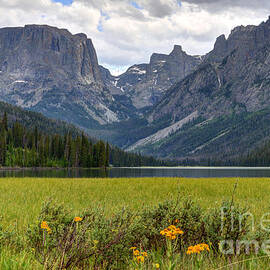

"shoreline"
[0,167,108,171]
[1,166,270,171]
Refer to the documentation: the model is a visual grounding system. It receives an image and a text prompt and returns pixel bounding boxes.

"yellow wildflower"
[74,217,82,222]
[186,243,210,255]
[141,251,147,257]
[136,255,144,263]
[130,247,148,265]
[40,221,51,233]
[154,263,160,269]
[40,221,49,229]
[160,225,184,240]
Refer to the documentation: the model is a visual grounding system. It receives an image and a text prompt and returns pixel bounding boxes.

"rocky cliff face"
[121,16,270,159]
[0,25,129,128]
[148,17,270,123]
[104,45,202,109]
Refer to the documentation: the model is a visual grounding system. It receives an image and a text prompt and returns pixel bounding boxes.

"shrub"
[26,199,138,269]
[135,198,207,251]
[27,199,94,269]
[26,197,253,269]
[205,200,250,253]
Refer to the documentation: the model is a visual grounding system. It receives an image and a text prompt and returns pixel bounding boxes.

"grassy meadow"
[1,177,269,228]
[0,177,270,269]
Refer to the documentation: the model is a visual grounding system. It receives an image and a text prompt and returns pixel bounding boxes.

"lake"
[1,167,270,178]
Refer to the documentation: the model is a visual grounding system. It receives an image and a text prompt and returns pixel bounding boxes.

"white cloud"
[0,0,269,75]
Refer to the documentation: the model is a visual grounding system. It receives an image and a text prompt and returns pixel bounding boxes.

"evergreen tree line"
[173,141,270,167]
[226,140,270,167]
[109,147,169,167]
[0,112,168,168]
[194,141,270,167]
[0,113,109,168]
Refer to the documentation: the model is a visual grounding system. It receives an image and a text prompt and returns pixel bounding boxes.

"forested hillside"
[2,100,270,168]
[0,101,80,137]
[0,112,109,168]
[0,105,166,168]
[213,140,270,167]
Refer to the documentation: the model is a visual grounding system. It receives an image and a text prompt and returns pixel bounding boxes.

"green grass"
[0,177,269,229]
[0,177,270,269]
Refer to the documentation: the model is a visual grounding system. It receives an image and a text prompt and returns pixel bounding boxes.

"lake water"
[1,167,270,178]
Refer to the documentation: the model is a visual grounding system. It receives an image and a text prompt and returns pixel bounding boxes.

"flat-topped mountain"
[0,24,131,127]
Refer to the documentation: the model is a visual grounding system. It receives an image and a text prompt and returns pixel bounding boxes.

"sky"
[0,0,269,75]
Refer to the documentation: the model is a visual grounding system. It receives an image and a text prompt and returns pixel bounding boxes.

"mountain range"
[1,17,270,160]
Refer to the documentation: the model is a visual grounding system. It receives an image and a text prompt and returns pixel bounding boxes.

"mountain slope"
[0,25,131,129]
[149,18,270,123]
[128,109,270,160]
[102,45,202,109]
[0,101,166,167]
[0,100,83,137]
[122,16,270,159]
[2,21,270,162]
[0,25,199,131]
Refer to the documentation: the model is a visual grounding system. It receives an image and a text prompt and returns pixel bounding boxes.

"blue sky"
[52,0,73,5]
[130,1,143,10]
[97,11,110,32]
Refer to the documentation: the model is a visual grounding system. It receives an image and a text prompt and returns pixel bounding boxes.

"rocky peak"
[107,44,201,109]
[206,18,270,64]
[126,64,147,74]
[205,34,228,62]
[24,24,70,34]
[74,33,88,39]
[265,15,270,26]
[148,15,270,130]
[149,45,185,63]
[214,35,227,52]
[169,45,185,56]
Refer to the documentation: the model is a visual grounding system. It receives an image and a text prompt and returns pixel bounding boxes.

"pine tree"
[0,131,6,166]
[98,141,106,168]
[2,112,8,132]
[105,142,110,167]
[92,143,99,167]
[34,126,38,150]
[70,141,77,167]
[64,133,72,162]
[44,135,50,165]
[80,133,89,168]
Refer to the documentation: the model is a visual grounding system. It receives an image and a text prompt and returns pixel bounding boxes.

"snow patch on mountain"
[13,80,27,84]
[113,78,120,87]
[128,66,146,74]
